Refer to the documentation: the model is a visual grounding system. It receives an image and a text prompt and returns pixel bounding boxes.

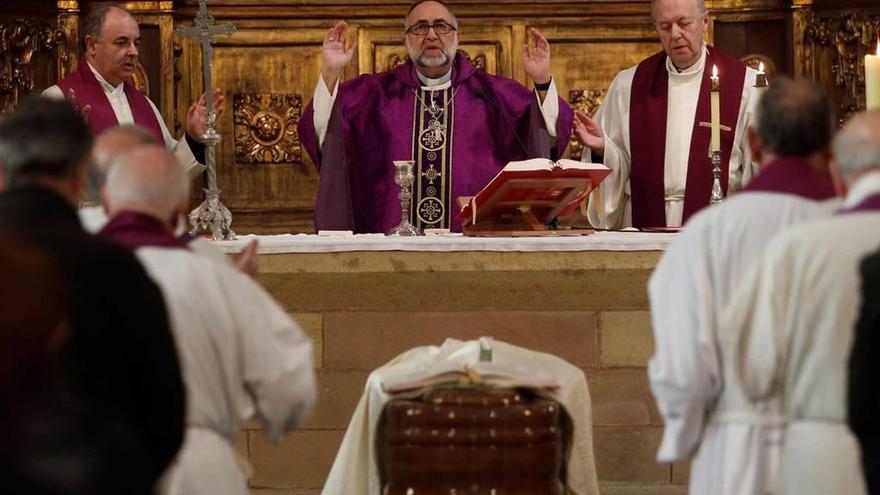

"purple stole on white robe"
[741,156,836,200]
[99,211,190,250]
[57,61,166,145]
[629,47,747,228]
[840,194,880,215]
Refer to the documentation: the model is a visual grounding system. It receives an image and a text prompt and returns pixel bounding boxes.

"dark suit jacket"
[849,246,880,495]
[0,186,185,495]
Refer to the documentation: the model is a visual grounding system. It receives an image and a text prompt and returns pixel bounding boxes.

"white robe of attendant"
[321,338,599,495]
[42,62,206,179]
[649,191,840,495]
[310,69,560,150]
[723,172,880,495]
[586,48,759,229]
[134,247,316,495]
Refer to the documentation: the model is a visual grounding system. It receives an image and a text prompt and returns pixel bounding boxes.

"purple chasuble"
[840,194,880,215]
[57,60,166,145]
[99,211,190,250]
[298,54,574,233]
[741,156,836,200]
[629,47,747,228]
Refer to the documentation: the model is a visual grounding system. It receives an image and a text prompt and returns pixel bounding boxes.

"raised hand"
[186,88,225,139]
[523,28,552,86]
[322,21,355,91]
[66,88,92,123]
[235,239,259,276]
[573,110,605,154]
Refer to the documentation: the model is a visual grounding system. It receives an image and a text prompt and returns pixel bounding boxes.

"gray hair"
[0,96,93,186]
[104,145,190,220]
[81,2,133,52]
[404,0,458,30]
[651,0,707,19]
[755,77,834,157]
[88,125,157,202]
[832,110,880,182]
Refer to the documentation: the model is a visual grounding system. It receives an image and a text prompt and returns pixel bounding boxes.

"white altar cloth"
[211,231,675,254]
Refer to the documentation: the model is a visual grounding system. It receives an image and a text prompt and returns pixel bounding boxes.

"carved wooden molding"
[0,19,65,112]
[568,88,606,161]
[802,11,880,118]
[233,92,302,165]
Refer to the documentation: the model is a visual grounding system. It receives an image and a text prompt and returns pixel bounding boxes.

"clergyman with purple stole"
[575,0,761,230]
[298,0,574,233]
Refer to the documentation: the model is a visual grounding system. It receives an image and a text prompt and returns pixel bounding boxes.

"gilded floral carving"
[233,93,302,165]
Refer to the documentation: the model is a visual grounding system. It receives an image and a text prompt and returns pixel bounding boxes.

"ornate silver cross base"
[189,188,236,240]
[710,150,724,205]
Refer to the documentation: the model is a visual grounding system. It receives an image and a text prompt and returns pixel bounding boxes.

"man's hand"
[523,28,552,87]
[235,239,259,276]
[66,88,92,123]
[186,88,225,139]
[322,21,355,93]
[574,110,605,155]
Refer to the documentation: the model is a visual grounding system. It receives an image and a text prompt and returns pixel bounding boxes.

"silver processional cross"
[176,0,237,240]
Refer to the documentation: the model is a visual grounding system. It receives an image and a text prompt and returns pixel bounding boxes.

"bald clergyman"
[576,0,759,229]
[298,0,573,233]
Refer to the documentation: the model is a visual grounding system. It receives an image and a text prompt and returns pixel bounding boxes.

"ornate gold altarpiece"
[1,0,879,233]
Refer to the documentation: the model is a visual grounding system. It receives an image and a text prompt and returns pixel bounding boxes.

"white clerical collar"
[417,68,452,89]
[843,170,880,208]
[87,61,125,95]
[666,46,707,79]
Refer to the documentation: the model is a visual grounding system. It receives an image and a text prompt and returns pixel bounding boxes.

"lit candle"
[866,39,880,110]
[710,64,721,154]
[755,62,768,100]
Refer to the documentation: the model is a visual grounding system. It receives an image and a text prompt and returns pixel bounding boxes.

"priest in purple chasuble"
[576,0,760,229]
[42,2,223,180]
[298,0,574,234]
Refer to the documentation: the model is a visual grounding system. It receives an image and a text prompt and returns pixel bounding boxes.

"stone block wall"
[229,250,684,494]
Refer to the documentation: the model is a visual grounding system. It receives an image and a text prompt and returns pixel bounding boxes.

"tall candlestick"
[710,64,721,155]
[866,39,880,110]
[755,61,768,101]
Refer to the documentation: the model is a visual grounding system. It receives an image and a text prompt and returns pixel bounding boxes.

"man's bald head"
[833,110,880,185]
[104,145,189,224]
[89,125,156,202]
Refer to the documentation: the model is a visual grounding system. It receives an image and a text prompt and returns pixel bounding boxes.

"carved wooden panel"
[798,10,880,121]
[233,92,302,165]
[0,19,65,112]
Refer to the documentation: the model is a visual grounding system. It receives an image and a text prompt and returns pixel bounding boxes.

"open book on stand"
[459,158,610,236]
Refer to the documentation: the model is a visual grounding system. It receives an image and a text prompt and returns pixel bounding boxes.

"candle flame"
[712,64,718,78]
[758,62,765,74]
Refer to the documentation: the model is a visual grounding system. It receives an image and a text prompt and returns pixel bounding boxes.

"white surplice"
[310,69,561,150]
[321,338,599,495]
[42,63,205,179]
[723,172,880,495]
[648,191,841,495]
[586,48,759,229]
[133,247,316,495]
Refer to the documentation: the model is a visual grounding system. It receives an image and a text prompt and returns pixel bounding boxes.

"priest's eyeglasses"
[406,22,457,36]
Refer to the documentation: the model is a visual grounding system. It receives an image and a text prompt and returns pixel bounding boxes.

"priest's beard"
[409,38,458,69]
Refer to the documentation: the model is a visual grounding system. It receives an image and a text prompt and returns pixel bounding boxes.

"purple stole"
[840,194,880,215]
[741,157,836,200]
[57,60,165,145]
[99,211,190,250]
[629,47,747,228]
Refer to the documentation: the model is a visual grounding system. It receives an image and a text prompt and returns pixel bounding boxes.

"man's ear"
[828,160,848,198]
[85,35,98,58]
[747,127,763,167]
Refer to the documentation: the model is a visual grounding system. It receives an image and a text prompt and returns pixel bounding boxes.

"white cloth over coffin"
[586,48,759,228]
[648,191,840,495]
[133,248,316,495]
[321,338,599,495]
[723,172,880,495]
[42,62,205,179]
